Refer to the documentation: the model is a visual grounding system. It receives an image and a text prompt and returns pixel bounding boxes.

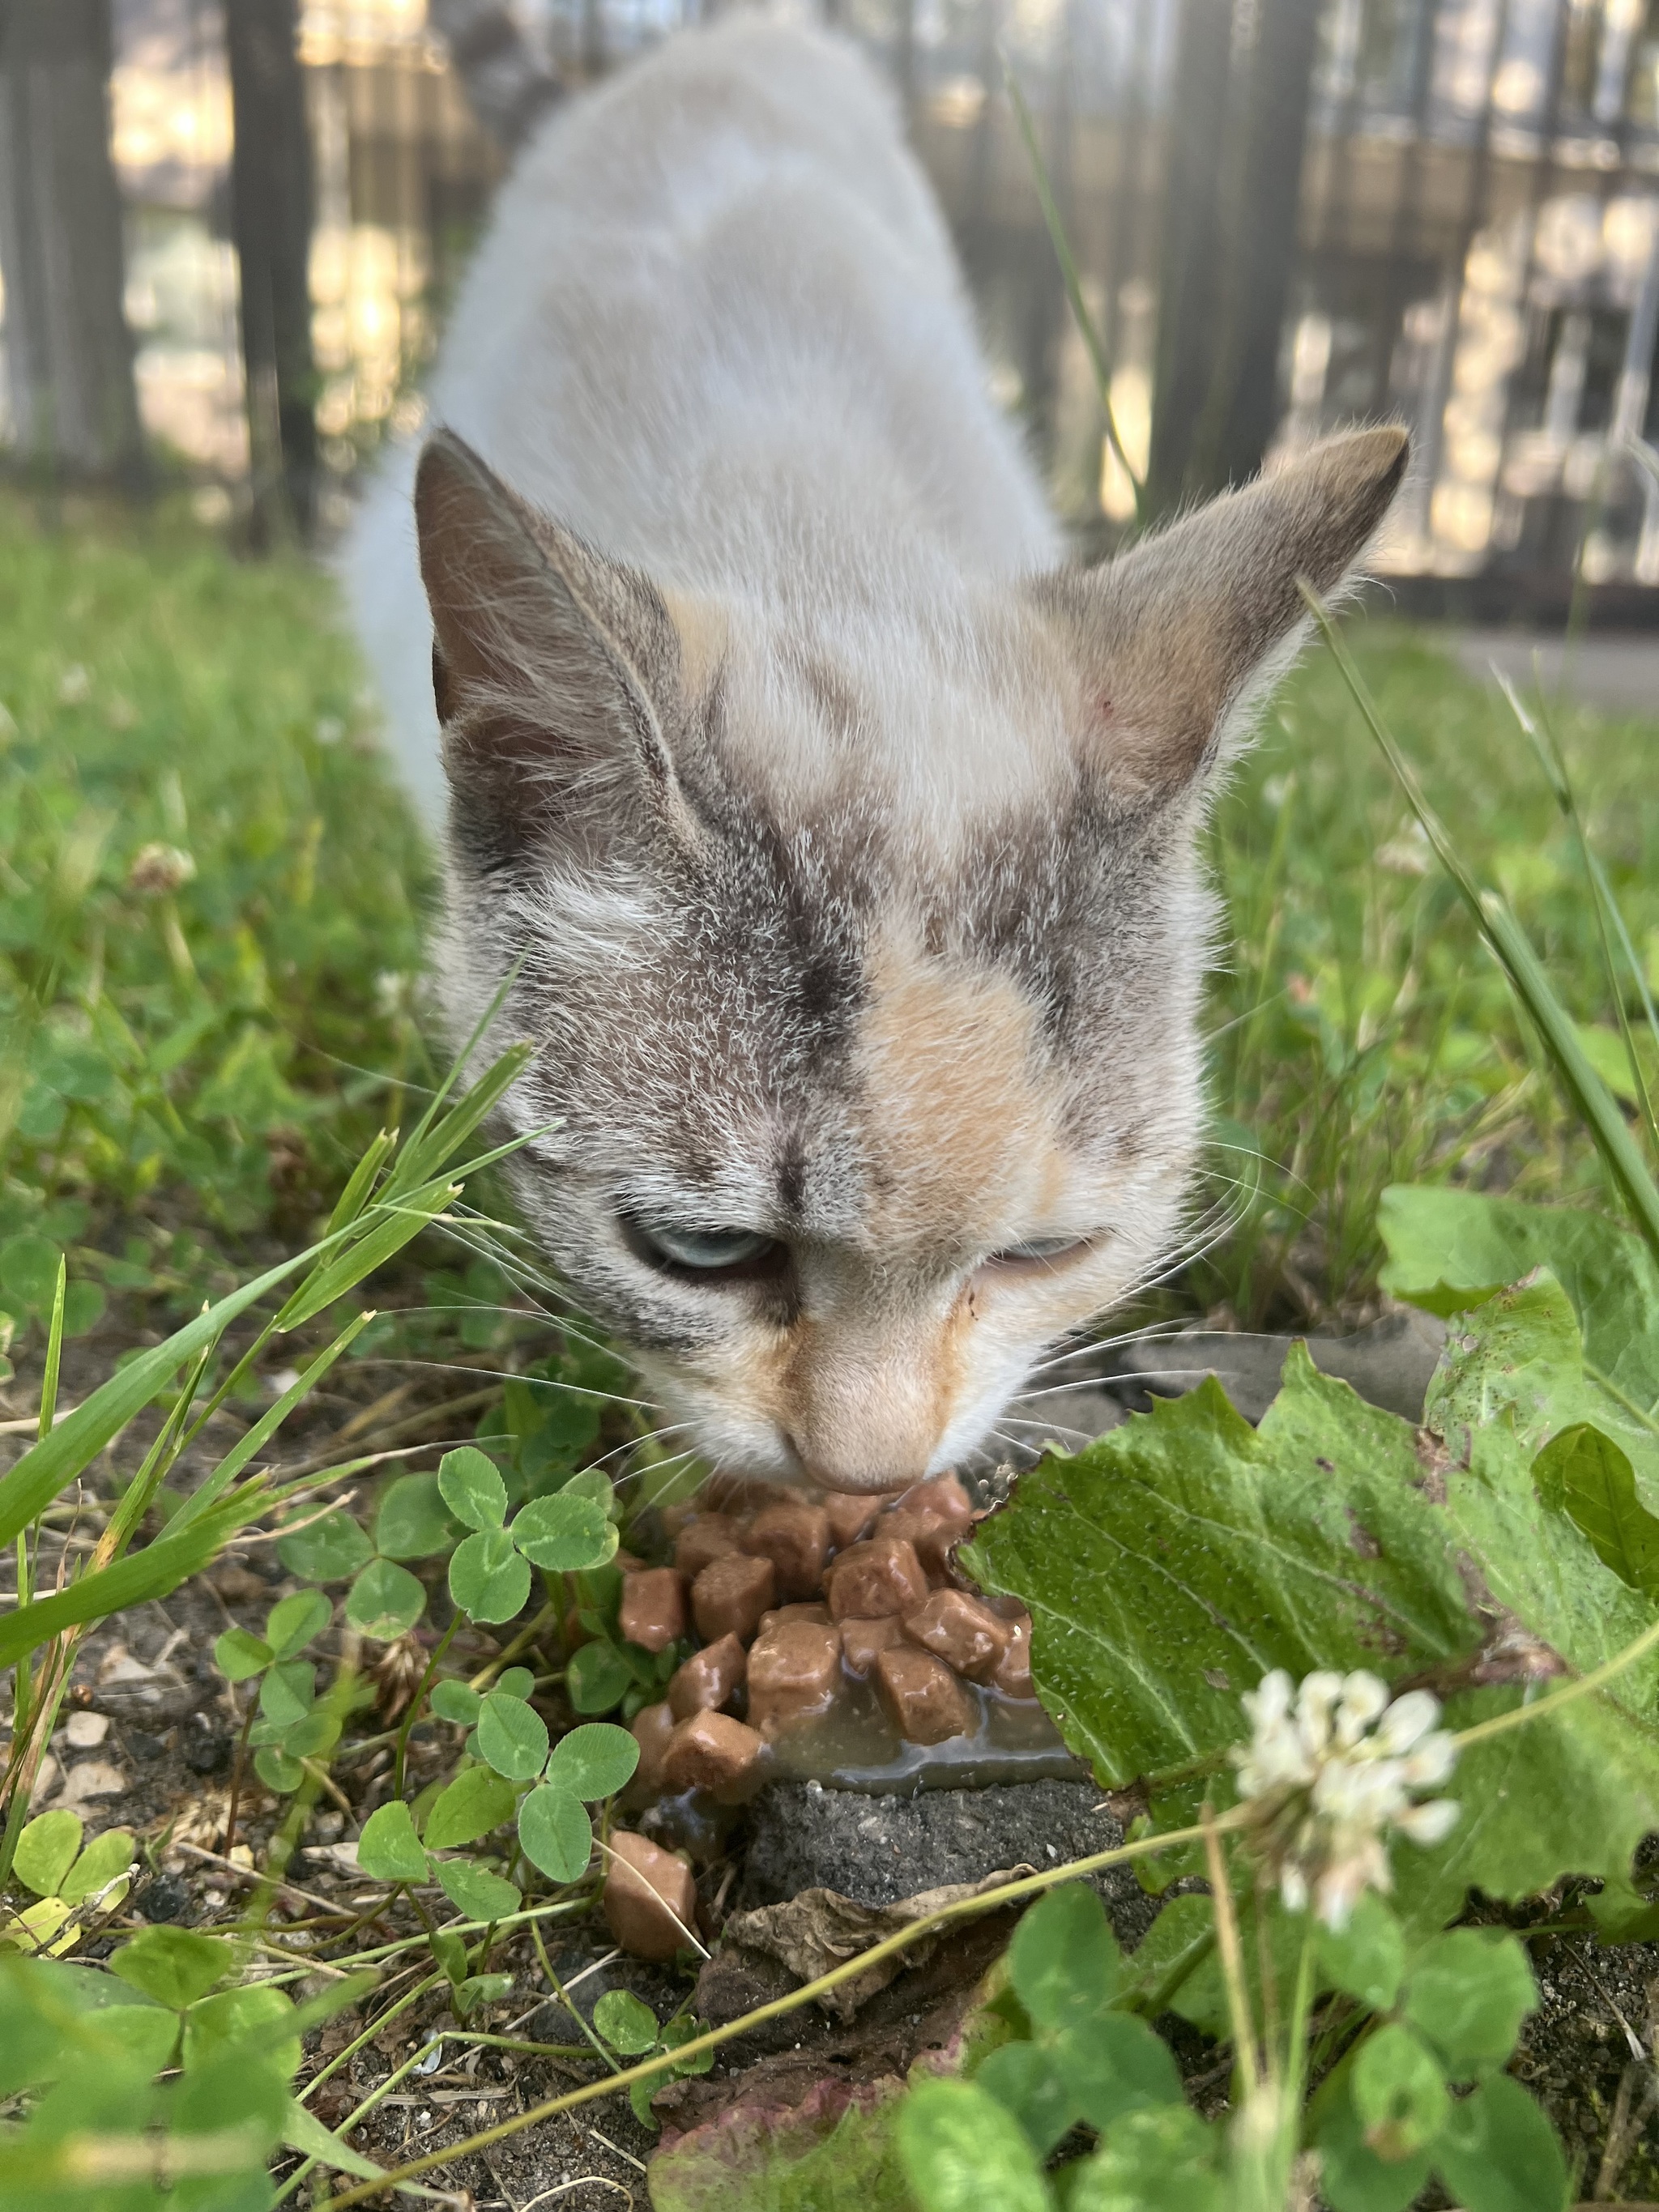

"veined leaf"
[1533,1423,1659,1600]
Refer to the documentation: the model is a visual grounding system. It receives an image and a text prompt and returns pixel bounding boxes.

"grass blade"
[0,1242,335,1551]
[1303,583,1659,1268]
[1001,53,1145,522]
[272,1183,458,1332]
[1495,670,1659,1157]
[38,1259,64,1442]
[326,1127,397,1236]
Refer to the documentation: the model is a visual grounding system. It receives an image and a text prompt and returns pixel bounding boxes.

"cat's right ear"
[414,429,694,870]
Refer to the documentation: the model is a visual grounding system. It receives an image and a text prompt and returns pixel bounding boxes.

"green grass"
[2,498,1657,1362]
[0,493,435,1359]
[1185,623,1659,1331]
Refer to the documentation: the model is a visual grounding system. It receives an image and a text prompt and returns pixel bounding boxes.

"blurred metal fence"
[15,0,1659,611]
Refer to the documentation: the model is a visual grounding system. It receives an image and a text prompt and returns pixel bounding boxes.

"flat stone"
[740,1779,1154,1933]
[1104,1308,1448,1425]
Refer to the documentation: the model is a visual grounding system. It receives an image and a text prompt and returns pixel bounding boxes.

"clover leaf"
[355,1801,429,1884]
[517,1784,593,1884]
[545,1722,639,1801]
[438,1446,509,1532]
[345,1556,428,1640]
[450,1527,531,1622]
[474,1688,550,1782]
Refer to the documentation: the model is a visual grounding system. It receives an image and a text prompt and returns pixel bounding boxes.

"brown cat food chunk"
[873,1646,976,1745]
[691,1552,776,1644]
[603,1830,698,1962]
[629,1700,678,1796]
[879,1477,977,1575]
[675,1513,746,1579]
[757,1601,833,1636]
[668,1631,748,1720]
[825,1536,928,1621]
[662,1709,767,1795]
[901,1590,1013,1683]
[747,1618,843,1733]
[741,1501,830,1600]
[618,1567,688,1654]
[821,1490,898,1552]
[838,1614,905,1677]
[990,1613,1035,1698]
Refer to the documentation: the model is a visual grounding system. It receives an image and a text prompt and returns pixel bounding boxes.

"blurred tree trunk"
[0,0,144,487]
[1147,0,1321,518]
[1144,0,1235,521]
[226,0,318,544]
[1201,0,1324,492]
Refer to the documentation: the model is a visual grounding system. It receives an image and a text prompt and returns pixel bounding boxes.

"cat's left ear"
[1034,427,1408,805]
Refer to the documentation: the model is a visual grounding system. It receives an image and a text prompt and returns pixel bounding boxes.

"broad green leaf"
[1051,2011,1183,2133]
[429,1929,468,1988]
[1315,1893,1405,2013]
[421,1766,517,1851]
[259,1658,315,1728]
[255,1747,306,1792]
[593,1988,659,2056]
[355,1801,429,1884]
[968,1284,1659,1943]
[896,2078,1053,2212]
[282,2094,386,2180]
[276,1510,373,1583]
[109,1927,232,2010]
[14,1813,82,1900]
[431,1680,484,1725]
[1006,1883,1123,2033]
[1068,2106,1227,2212]
[171,2048,292,2158]
[435,1857,521,1921]
[345,1556,427,1640]
[450,1528,531,1624]
[183,1984,300,2078]
[266,1588,331,1661]
[474,1690,550,1782]
[1379,1185,1659,1437]
[1350,2023,1448,2159]
[1315,2084,1434,2212]
[438,1446,509,1532]
[1533,1422,1659,1598]
[374,1473,458,1561]
[974,2041,1077,2159]
[511,1492,618,1572]
[516,1784,593,1884]
[544,1722,640,1801]
[214,1626,274,1683]
[1434,2073,1568,2212]
[453,1970,514,2018]
[1402,1929,1537,2078]
[59,1829,135,1906]
[565,1637,632,1715]
[497,1666,535,1700]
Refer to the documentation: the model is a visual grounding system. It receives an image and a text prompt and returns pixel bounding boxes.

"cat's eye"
[624,1218,787,1280]
[983,1234,1095,1274]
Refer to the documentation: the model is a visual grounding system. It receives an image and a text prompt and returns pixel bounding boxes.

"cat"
[345,17,1407,1498]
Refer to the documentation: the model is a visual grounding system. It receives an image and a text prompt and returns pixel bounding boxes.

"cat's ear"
[1036,427,1408,804]
[414,428,692,868]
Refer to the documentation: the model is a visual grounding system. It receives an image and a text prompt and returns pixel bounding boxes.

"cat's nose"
[783,1432,923,1497]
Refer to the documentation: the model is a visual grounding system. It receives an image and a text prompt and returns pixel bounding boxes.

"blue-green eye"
[629,1221,781,1275]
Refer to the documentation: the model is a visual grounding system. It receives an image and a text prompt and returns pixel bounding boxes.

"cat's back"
[345,19,1054,820]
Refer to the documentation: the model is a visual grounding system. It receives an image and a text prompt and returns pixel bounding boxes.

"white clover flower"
[1231,1668,1460,1929]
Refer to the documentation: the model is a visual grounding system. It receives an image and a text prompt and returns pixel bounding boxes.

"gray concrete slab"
[1452,628,1659,720]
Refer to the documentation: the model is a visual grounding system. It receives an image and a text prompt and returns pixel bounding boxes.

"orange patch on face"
[853,940,1071,1251]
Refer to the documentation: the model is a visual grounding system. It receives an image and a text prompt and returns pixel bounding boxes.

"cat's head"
[413,426,1406,1492]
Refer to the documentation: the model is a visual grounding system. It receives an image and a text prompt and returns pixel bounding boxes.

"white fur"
[344,18,1061,829]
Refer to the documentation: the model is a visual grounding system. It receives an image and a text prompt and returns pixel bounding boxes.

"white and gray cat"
[345,19,1407,1497]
